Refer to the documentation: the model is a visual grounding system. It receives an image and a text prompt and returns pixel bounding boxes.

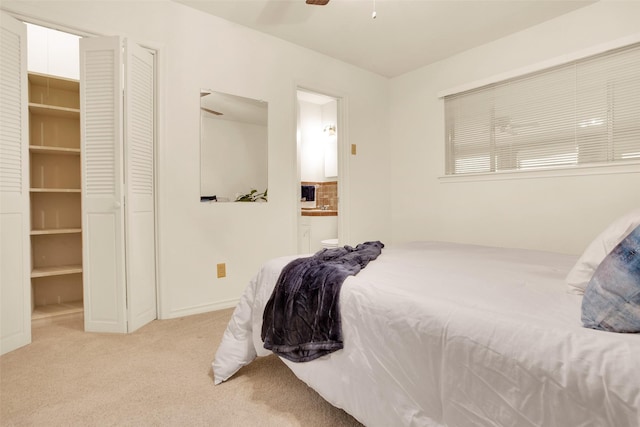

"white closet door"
[80,36,127,333]
[80,36,156,333]
[0,12,31,355]
[124,40,156,332]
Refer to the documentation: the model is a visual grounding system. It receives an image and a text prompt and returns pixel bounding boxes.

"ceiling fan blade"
[306,0,330,5]
[201,107,223,116]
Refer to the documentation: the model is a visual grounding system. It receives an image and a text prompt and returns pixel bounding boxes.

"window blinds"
[444,43,640,175]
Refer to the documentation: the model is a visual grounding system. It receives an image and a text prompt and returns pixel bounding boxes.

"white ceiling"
[174,0,596,78]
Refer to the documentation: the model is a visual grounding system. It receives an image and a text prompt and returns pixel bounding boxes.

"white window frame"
[439,34,640,182]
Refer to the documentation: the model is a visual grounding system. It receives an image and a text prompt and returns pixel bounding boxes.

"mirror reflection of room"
[200,90,268,202]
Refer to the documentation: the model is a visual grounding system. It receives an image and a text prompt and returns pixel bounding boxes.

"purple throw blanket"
[261,241,384,362]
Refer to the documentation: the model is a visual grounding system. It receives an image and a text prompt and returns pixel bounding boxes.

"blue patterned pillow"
[581,224,640,333]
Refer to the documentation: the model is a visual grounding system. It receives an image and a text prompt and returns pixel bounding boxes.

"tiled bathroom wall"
[302,181,338,210]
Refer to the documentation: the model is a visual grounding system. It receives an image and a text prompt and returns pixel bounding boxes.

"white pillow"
[566,208,640,295]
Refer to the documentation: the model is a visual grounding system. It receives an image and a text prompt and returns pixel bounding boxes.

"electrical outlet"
[217,263,226,278]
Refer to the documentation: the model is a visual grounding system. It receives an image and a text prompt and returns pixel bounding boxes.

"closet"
[1,12,158,355]
[28,72,83,321]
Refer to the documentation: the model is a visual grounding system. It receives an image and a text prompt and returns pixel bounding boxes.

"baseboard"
[162,298,240,320]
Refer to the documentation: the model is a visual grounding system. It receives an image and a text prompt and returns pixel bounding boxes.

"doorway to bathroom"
[296,89,342,254]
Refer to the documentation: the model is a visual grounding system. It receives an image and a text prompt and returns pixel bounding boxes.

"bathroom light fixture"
[323,124,336,136]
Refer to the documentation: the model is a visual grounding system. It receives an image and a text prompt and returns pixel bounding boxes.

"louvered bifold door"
[124,40,156,332]
[0,12,31,354]
[80,36,127,333]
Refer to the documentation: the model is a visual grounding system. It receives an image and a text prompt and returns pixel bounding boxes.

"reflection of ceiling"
[174,0,595,78]
[201,90,267,126]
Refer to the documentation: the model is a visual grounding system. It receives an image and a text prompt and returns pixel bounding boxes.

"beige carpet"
[0,309,362,426]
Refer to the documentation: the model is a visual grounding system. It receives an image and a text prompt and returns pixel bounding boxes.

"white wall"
[322,100,338,178]
[389,1,640,255]
[299,100,325,182]
[3,1,391,318]
[299,98,338,182]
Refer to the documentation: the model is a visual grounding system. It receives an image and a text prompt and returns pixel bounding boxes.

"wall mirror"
[200,89,268,202]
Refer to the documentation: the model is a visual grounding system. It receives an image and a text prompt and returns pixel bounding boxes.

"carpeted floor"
[0,309,362,426]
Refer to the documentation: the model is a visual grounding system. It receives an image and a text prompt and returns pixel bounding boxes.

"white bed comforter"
[212,242,640,427]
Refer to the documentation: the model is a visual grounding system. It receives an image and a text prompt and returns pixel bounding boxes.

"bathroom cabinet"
[299,215,338,253]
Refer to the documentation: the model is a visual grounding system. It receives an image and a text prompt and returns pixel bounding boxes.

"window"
[444,43,640,175]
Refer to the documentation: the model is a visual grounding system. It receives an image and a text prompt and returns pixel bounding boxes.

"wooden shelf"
[29,103,80,118]
[29,72,79,91]
[32,300,83,321]
[31,228,81,236]
[30,188,81,193]
[31,264,82,278]
[30,145,80,156]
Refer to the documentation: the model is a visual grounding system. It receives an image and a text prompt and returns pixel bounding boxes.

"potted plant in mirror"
[235,188,268,202]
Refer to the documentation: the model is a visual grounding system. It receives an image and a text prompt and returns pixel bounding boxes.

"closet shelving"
[28,72,83,321]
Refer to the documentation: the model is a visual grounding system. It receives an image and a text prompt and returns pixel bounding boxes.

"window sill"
[438,161,640,183]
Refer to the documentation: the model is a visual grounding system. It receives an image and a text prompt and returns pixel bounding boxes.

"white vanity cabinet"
[299,214,338,254]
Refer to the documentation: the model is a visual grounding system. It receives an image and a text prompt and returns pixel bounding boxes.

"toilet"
[321,238,339,249]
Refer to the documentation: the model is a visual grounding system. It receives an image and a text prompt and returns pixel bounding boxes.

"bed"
[213,217,640,426]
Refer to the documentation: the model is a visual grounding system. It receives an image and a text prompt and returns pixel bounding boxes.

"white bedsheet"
[213,241,640,427]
